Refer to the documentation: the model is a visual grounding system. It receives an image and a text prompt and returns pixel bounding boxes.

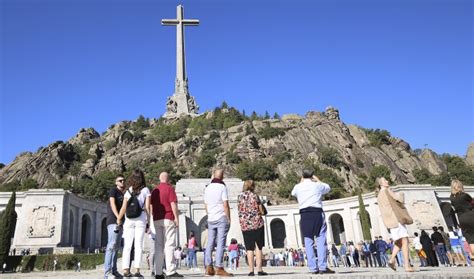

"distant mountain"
[1,105,471,204]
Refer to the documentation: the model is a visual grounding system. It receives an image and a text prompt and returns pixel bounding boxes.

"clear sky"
[1,0,473,164]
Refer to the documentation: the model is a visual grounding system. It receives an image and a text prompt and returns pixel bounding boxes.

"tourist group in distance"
[103,168,474,278]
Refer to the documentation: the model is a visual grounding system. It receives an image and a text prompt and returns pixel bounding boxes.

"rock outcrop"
[0,107,450,200]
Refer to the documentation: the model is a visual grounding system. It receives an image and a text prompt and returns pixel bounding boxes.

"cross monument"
[162,5,200,118]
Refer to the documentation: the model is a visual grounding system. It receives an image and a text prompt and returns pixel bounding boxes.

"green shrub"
[236,160,278,181]
[365,165,392,191]
[151,117,190,143]
[226,152,242,164]
[191,167,211,178]
[258,126,285,140]
[363,128,391,147]
[196,151,217,169]
[249,136,260,149]
[319,147,343,168]
[189,106,244,136]
[8,253,104,272]
[274,151,292,164]
[277,171,299,198]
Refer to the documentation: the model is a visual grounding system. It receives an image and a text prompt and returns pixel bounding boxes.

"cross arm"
[162,19,179,25]
[183,19,199,26]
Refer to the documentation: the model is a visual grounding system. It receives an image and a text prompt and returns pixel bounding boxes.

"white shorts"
[390,223,409,241]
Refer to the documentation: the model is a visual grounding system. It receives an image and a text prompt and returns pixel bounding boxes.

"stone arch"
[101,218,108,248]
[270,218,286,248]
[329,213,346,245]
[440,202,458,228]
[69,210,75,245]
[197,216,208,249]
[81,214,92,249]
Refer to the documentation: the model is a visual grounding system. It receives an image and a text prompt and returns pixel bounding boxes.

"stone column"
[178,212,187,247]
[76,207,81,247]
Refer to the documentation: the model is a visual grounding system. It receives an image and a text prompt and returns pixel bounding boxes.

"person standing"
[448,226,467,266]
[413,232,427,267]
[150,172,183,279]
[376,177,414,272]
[104,175,126,278]
[291,169,335,274]
[330,244,340,267]
[187,232,198,270]
[420,230,438,267]
[431,227,450,266]
[450,179,474,258]
[237,180,268,276]
[117,169,151,277]
[376,237,388,267]
[204,169,233,277]
[438,226,453,266]
[362,241,373,267]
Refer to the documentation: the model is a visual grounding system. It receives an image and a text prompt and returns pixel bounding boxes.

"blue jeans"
[104,224,122,274]
[304,213,328,272]
[435,244,449,265]
[188,248,197,268]
[378,251,388,267]
[205,216,230,268]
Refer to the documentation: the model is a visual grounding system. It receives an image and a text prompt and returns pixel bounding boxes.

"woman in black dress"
[450,179,474,257]
[419,230,438,267]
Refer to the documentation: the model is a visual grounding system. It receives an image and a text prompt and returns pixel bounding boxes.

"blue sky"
[1,0,473,164]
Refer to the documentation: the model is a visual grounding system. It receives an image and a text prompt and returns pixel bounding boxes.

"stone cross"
[162,5,200,117]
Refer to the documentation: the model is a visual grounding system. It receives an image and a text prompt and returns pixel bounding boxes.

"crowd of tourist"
[102,168,474,279]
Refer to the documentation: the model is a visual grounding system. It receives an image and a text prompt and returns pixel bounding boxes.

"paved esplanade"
[4,266,473,279]
[162,5,200,118]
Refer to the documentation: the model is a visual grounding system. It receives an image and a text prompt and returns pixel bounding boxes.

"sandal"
[388,261,396,271]
[133,272,143,278]
[123,271,132,277]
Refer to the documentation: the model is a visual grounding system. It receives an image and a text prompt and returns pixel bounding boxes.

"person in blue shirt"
[376,236,388,267]
[291,169,335,274]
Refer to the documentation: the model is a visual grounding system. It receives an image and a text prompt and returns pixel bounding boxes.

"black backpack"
[126,189,143,218]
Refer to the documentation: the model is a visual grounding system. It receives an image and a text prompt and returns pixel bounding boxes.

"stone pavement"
[2,266,473,279]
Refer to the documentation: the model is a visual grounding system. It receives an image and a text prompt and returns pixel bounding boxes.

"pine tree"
[264,111,270,119]
[250,111,259,121]
[0,191,17,266]
[358,191,372,241]
[273,112,280,119]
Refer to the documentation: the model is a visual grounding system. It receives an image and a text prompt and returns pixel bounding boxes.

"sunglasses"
[117,179,125,183]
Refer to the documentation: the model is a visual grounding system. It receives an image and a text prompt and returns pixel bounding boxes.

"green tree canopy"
[0,191,17,265]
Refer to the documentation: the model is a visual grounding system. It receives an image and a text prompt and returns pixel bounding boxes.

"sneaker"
[104,271,112,278]
[167,272,184,278]
[215,267,233,277]
[248,272,255,276]
[155,275,165,279]
[133,272,144,278]
[318,268,335,274]
[112,271,122,277]
[257,271,268,276]
[205,265,215,277]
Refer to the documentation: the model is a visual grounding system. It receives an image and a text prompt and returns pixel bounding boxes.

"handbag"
[259,203,268,216]
[387,190,413,225]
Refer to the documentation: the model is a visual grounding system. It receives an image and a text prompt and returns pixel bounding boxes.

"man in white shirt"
[291,169,335,274]
[204,169,233,277]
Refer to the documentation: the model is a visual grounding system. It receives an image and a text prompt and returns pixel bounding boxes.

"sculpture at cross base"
[162,5,200,118]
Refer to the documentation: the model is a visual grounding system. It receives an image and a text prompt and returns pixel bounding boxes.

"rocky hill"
[1,106,469,204]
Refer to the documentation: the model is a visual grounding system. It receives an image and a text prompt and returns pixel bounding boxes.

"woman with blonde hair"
[450,179,474,257]
[376,177,414,272]
[237,180,268,276]
[117,169,151,277]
